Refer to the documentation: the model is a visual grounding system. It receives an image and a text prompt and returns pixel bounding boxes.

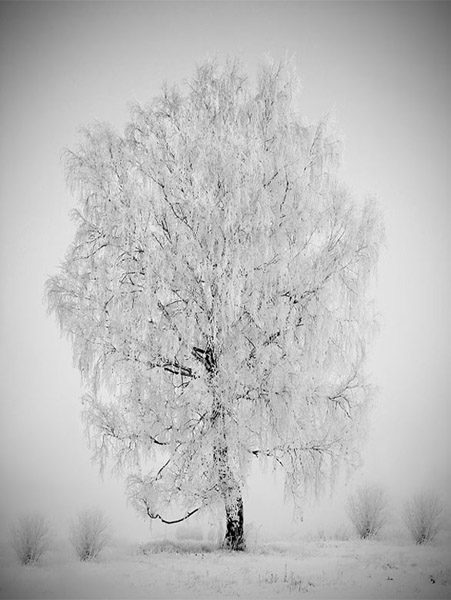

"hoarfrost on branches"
[11,514,51,565]
[346,484,388,539]
[404,492,443,544]
[46,57,383,548]
[70,508,112,561]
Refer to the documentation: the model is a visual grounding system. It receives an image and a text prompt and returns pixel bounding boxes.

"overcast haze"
[1,1,450,542]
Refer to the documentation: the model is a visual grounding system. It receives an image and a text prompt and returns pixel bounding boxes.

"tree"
[70,508,111,560]
[46,58,383,550]
[346,484,388,539]
[403,491,443,544]
[11,514,51,565]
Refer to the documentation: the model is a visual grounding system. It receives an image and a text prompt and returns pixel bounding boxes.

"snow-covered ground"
[1,531,450,599]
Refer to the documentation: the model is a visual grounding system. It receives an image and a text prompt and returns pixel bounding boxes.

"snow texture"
[1,532,450,599]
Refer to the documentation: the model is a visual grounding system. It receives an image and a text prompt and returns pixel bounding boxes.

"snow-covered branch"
[47,57,383,542]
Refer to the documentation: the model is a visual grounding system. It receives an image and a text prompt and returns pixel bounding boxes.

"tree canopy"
[47,58,383,549]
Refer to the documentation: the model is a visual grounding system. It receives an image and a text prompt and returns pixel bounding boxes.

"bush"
[346,484,388,539]
[69,508,111,561]
[403,491,443,544]
[11,514,51,565]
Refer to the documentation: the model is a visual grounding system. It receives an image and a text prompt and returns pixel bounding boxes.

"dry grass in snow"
[1,531,450,599]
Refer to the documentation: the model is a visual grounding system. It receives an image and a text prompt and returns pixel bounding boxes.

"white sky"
[1,1,450,542]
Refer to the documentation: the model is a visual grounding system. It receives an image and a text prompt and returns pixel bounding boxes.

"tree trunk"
[223,495,245,551]
[212,419,246,551]
[209,370,245,551]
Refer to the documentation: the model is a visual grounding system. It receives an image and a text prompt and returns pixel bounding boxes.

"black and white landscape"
[1,2,450,598]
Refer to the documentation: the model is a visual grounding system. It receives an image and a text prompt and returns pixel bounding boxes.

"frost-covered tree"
[11,514,51,565]
[46,58,383,550]
[346,484,388,539]
[404,492,443,544]
[70,508,111,561]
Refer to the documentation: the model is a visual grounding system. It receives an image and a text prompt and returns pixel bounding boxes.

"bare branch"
[142,499,200,525]
[250,449,284,468]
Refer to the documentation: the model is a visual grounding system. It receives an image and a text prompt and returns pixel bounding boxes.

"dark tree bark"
[210,378,246,551]
[224,495,245,551]
[215,439,246,551]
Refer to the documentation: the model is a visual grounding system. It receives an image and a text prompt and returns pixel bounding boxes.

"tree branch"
[160,360,195,378]
[191,346,216,374]
[250,449,284,468]
[122,352,197,383]
[142,499,200,525]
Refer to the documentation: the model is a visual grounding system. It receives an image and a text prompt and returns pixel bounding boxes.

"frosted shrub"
[404,492,442,544]
[69,509,111,561]
[346,484,387,539]
[11,514,51,565]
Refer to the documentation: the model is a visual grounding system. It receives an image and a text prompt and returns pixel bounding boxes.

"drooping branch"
[142,498,200,525]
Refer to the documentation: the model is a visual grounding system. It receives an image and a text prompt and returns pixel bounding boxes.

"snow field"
[1,532,450,599]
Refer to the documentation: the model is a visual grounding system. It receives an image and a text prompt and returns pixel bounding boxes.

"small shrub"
[346,484,388,539]
[403,491,442,544]
[69,508,111,561]
[11,514,51,565]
